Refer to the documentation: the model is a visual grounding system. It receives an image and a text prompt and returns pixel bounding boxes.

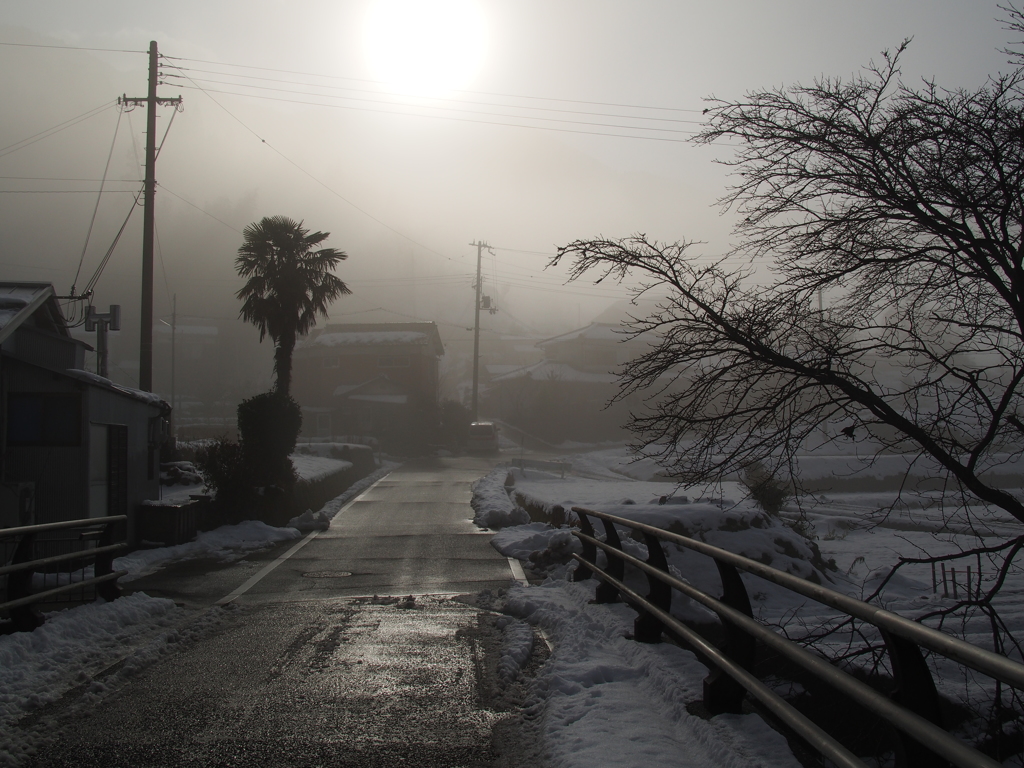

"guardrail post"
[881,630,947,768]
[6,531,44,631]
[703,559,756,714]
[94,521,122,602]
[572,511,596,582]
[594,519,623,604]
[633,532,671,643]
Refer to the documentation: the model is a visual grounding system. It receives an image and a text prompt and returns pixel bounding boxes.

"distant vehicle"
[466,421,500,454]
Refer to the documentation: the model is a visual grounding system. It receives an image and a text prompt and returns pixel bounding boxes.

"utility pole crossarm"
[118,96,183,108]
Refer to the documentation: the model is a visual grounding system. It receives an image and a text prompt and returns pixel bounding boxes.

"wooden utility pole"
[470,240,490,421]
[170,294,176,435]
[119,41,181,392]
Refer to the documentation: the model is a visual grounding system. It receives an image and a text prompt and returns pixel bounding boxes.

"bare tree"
[552,40,1024,526]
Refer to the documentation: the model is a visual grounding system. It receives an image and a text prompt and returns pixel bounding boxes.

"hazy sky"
[0,1,1014,352]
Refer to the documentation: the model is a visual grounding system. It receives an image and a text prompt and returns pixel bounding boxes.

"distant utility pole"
[85,305,121,378]
[119,40,182,392]
[470,240,496,421]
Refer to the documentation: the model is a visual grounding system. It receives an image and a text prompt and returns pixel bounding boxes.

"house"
[486,322,650,443]
[0,283,170,545]
[291,322,444,447]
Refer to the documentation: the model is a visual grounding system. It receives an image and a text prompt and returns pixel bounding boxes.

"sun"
[363,0,487,96]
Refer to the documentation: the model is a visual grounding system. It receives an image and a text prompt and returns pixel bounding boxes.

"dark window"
[7,393,82,446]
[378,355,410,368]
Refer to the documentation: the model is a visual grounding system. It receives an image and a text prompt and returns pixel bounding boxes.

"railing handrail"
[1,515,127,631]
[583,556,867,768]
[0,515,127,539]
[0,570,128,612]
[0,542,127,577]
[572,506,1024,691]
[577,532,1003,768]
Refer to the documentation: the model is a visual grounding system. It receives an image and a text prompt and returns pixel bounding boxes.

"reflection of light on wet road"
[27,596,519,766]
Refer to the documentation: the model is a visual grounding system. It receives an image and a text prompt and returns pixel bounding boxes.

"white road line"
[215,473,389,606]
[507,557,529,586]
[215,531,320,606]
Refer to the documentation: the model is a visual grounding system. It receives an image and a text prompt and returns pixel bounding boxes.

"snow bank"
[115,521,302,581]
[0,593,193,767]
[506,580,801,768]
[496,615,535,684]
[319,462,397,520]
[470,468,529,529]
[290,453,352,482]
[286,508,331,532]
[491,524,583,573]
[504,474,835,593]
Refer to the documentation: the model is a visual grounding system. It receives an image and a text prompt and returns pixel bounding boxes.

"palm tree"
[236,216,351,396]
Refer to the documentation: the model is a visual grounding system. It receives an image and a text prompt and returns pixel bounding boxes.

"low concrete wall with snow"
[138,446,378,539]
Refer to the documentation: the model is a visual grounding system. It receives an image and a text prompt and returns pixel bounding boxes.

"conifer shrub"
[237,391,302,489]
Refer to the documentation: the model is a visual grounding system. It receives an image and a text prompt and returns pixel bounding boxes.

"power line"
[0,41,147,54]
[0,101,114,158]
[166,74,696,136]
[0,176,141,181]
[170,82,699,144]
[0,189,138,194]
[163,54,704,115]
[81,185,145,297]
[162,63,468,267]
[164,69,704,127]
[492,246,559,257]
[155,183,243,234]
[72,106,124,293]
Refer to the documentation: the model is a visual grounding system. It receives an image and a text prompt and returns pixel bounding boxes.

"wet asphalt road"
[21,456,538,767]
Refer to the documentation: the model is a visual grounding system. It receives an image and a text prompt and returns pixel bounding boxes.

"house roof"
[302,322,444,356]
[0,282,68,345]
[66,369,171,413]
[332,375,410,405]
[490,360,618,384]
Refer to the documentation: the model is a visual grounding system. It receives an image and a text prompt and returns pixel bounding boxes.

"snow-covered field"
[475,447,1024,767]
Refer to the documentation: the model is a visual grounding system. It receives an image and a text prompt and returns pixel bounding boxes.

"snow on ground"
[473,447,1024,767]
[471,468,529,529]
[117,521,303,581]
[506,581,801,768]
[289,453,352,483]
[0,594,234,767]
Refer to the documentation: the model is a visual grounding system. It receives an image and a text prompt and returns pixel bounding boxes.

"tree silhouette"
[553,40,1024,526]
[236,216,351,396]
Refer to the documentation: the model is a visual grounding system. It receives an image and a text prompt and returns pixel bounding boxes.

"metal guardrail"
[570,506,1024,768]
[1,515,129,632]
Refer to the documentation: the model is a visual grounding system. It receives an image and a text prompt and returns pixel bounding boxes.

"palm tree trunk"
[275,328,296,397]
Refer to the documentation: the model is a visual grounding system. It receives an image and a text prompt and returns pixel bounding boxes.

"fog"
[0,1,1010,408]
